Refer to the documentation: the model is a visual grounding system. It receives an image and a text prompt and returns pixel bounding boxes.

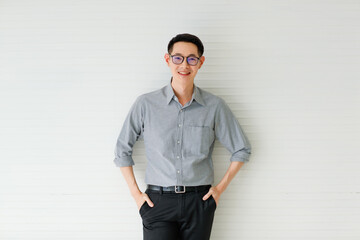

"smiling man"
[114,33,251,240]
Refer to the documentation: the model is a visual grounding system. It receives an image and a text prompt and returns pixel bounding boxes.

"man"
[113,33,251,240]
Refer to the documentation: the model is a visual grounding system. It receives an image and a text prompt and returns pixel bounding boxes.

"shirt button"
[180,109,183,112]
[178,124,182,127]
[177,156,180,159]
[177,140,180,144]
[177,170,180,174]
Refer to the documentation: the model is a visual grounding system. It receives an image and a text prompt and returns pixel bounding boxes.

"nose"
[180,59,190,68]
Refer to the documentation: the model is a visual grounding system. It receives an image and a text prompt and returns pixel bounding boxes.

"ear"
[164,53,171,66]
[198,56,205,69]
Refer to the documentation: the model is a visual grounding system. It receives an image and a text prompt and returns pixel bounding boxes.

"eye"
[174,56,183,61]
[187,57,198,65]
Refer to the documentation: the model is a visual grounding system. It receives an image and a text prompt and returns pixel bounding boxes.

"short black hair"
[167,33,204,57]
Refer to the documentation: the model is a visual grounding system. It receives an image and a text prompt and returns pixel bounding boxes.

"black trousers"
[139,186,217,240]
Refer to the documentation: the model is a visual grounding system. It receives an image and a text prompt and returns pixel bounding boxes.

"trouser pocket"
[139,190,162,218]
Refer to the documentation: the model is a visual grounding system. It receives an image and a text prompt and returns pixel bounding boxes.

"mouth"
[178,71,191,76]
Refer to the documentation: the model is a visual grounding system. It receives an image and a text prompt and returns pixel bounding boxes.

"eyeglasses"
[169,54,200,66]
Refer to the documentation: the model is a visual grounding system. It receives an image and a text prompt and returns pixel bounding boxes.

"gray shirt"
[113,79,251,187]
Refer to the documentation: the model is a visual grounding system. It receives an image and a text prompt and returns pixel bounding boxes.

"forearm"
[215,161,244,194]
[120,166,142,198]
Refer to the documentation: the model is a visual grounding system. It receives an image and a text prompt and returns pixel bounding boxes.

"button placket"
[175,108,185,185]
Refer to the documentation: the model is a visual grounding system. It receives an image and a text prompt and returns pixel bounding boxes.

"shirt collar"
[165,78,205,106]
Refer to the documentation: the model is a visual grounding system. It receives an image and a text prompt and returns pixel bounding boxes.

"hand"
[202,186,221,206]
[134,192,154,211]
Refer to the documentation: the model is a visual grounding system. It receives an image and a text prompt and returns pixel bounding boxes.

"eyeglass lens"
[171,55,199,66]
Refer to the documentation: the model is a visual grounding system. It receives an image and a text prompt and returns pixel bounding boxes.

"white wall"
[1,0,359,239]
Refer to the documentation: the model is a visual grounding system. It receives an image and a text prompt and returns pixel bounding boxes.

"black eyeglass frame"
[169,54,201,66]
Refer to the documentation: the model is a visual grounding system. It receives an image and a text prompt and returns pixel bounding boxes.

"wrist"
[214,184,225,195]
[130,188,142,199]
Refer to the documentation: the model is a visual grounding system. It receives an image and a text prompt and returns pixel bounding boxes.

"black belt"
[147,184,211,194]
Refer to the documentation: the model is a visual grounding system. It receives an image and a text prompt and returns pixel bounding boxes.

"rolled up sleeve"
[113,95,145,167]
[214,98,252,163]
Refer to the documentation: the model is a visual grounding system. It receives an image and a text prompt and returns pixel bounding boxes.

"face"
[165,41,205,84]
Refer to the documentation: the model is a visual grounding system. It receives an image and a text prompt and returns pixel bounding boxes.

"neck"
[171,77,194,105]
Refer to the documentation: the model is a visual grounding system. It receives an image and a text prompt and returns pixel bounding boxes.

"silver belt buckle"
[175,185,186,193]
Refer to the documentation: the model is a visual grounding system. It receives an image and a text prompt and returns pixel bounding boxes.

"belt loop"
[195,186,199,193]
[160,186,163,195]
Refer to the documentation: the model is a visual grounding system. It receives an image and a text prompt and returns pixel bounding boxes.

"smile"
[178,71,190,76]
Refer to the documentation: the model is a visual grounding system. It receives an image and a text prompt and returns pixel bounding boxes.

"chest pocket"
[183,125,215,157]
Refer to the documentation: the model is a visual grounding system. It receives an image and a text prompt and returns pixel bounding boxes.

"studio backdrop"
[0,0,359,239]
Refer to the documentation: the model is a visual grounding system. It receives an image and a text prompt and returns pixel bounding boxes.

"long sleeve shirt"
[113,79,251,187]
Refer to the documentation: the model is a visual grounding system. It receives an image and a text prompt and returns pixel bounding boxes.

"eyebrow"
[173,53,199,58]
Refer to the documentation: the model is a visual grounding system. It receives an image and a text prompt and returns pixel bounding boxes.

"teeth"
[179,72,189,74]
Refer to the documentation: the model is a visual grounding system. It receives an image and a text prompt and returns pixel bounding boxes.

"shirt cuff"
[113,155,135,167]
[230,152,251,163]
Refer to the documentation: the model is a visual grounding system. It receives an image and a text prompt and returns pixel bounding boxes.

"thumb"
[145,195,154,207]
[202,192,211,201]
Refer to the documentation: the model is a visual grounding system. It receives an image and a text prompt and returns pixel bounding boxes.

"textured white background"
[0,0,360,239]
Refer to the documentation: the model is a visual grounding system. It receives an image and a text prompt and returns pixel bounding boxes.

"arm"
[113,96,153,210]
[113,95,145,168]
[203,98,251,205]
[203,161,244,205]
[120,166,154,210]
